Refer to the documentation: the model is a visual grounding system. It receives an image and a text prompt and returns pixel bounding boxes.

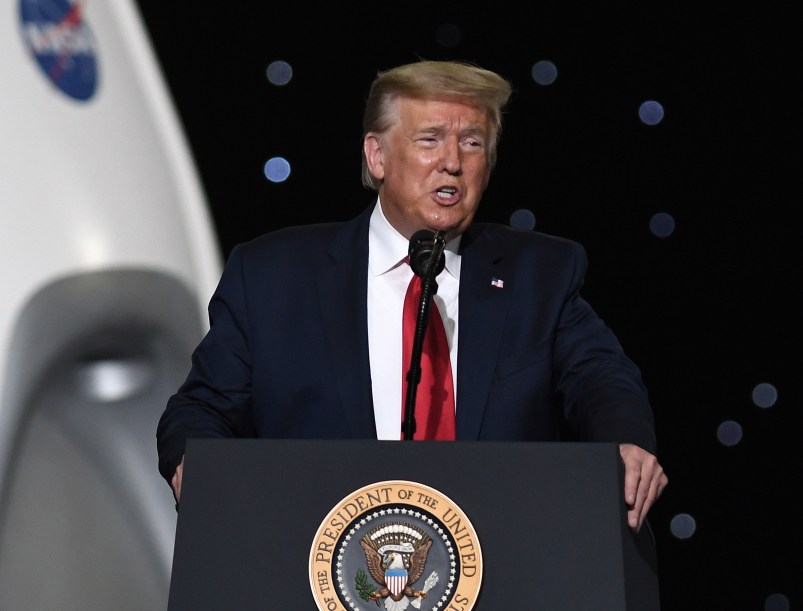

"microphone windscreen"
[408,230,445,277]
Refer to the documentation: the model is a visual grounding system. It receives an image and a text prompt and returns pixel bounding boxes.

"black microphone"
[402,230,447,440]
[408,230,446,278]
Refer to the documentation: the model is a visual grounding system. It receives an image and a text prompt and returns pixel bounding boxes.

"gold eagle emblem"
[359,521,435,605]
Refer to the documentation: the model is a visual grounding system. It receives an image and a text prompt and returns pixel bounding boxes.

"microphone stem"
[402,231,446,440]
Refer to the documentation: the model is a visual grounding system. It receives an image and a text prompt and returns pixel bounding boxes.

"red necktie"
[402,268,456,440]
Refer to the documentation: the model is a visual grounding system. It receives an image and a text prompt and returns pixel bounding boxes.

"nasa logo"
[310,480,483,611]
[19,0,100,101]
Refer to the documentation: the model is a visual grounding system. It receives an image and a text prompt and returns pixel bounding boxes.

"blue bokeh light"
[263,157,291,183]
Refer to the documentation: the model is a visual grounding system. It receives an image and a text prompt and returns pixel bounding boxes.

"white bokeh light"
[266,60,292,86]
[752,382,778,408]
[670,513,696,540]
[531,60,558,86]
[717,420,743,447]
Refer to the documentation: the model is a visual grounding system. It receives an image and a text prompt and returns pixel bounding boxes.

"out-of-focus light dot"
[436,23,461,48]
[639,100,664,125]
[531,60,558,86]
[264,157,291,183]
[266,60,292,86]
[752,382,778,408]
[717,420,742,447]
[765,593,790,611]
[670,513,696,539]
[509,208,536,230]
[649,212,675,238]
[75,359,153,402]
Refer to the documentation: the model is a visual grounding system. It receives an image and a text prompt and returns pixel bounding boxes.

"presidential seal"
[310,480,482,611]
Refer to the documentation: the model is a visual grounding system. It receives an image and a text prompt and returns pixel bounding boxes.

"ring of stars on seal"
[335,506,457,610]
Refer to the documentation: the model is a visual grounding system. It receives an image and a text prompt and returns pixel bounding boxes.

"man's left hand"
[619,443,668,532]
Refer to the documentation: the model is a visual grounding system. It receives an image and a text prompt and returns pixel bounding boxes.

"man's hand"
[171,455,185,502]
[619,443,668,532]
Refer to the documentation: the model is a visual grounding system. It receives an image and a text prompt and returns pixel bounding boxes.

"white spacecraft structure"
[0,1,222,608]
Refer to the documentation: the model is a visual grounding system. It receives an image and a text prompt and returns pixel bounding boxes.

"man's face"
[363,96,493,240]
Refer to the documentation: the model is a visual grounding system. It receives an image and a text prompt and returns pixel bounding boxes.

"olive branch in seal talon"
[355,569,376,602]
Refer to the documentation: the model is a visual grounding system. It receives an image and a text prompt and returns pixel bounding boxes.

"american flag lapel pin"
[490,277,504,288]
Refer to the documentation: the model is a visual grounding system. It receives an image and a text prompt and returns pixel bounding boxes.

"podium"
[167,439,659,610]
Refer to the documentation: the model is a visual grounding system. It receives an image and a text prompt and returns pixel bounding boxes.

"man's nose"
[439,139,461,174]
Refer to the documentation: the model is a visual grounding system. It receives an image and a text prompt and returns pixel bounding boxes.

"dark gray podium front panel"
[168,439,659,610]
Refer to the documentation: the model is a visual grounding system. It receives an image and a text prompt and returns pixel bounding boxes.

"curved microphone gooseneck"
[402,229,447,440]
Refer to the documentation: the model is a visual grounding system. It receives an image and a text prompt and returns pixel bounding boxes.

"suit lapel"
[316,206,377,438]
[315,212,513,441]
[455,225,513,440]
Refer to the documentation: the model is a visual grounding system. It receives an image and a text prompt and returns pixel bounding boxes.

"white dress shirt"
[367,198,461,440]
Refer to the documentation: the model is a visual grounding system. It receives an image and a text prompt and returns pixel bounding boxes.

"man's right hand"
[171,455,185,502]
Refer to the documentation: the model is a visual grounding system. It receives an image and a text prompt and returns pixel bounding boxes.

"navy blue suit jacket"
[157,204,656,483]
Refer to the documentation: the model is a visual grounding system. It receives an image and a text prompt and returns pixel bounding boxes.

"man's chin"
[429,217,472,241]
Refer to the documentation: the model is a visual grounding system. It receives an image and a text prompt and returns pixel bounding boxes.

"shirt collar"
[368,197,462,279]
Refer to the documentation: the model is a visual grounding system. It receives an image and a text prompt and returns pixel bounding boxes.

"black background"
[132,3,802,609]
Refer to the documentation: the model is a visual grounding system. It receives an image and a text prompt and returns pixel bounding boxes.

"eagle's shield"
[385,568,407,597]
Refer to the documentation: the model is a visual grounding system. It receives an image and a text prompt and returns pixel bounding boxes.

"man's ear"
[363,134,385,181]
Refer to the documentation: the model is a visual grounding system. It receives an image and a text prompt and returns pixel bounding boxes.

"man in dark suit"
[157,59,667,532]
